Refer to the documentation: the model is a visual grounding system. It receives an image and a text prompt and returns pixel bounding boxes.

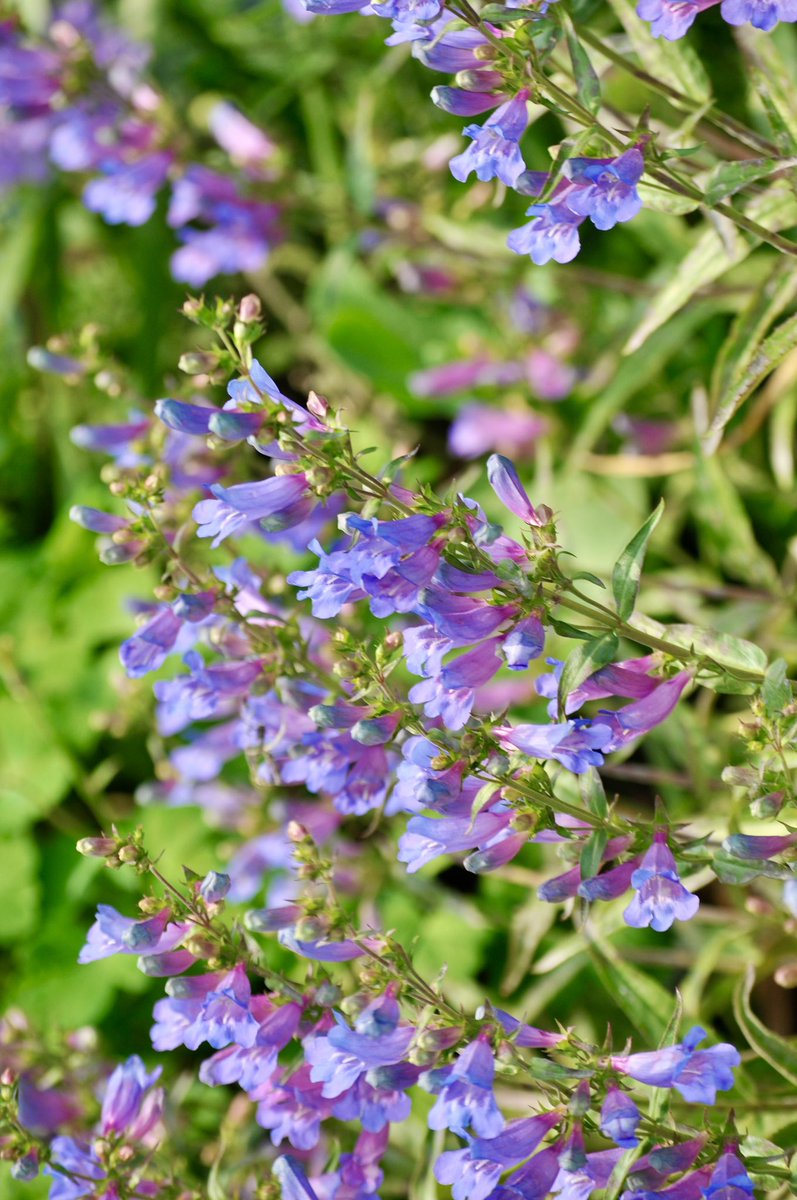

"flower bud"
[117,844,141,864]
[307,390,329,418]
[199,871,231,903]
[774,962,797,988]
[238,294,262,322]
[11,1153,38,1182]
[178,351,217,375]
[76,836,117,858]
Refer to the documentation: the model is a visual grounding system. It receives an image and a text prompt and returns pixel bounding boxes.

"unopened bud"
[117,1146,135,1163]
[178,351,217,375]
[11,1153,38,1182]
[138,895,163,915]
[182,298,204,320]
[287,821,310,843]
[117,845,140,864]
[416,1025,464,1052]
[1,1068,16,1086]
[76,836,117,858]
[751,790,785,819]
[775,962,797,988]
[307,391,329,418]
[294,917,326,942]
[199,871,231,904]
[238,294,262,322]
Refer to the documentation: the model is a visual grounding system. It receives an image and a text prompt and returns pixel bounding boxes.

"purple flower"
[703,1148,754,1200]
[423,1034,505,1139]
[273,1155,321,1200]
[636,0,720,37]
[434,1115,561,1200]
[398,810,513,873]
[83,152,172,226]
[502,615,545,670]
[450,91,530,187]
[507,202,584,266]
[623,832,699,932]
[599,672,691,752]
[306,990,415,1098]
[209,102,276,169]
[723,831,797,860]
[432,87,505,118]
[564,149,644,231]
[599,1086,640,1149]
[409,638,504,730]
[193,473,311,547]
[119,606,184,677]
[611,1026,740,1104]
[487,454,545,525]
[720,0,797,25]
[78,904,187,963]
[497,719,612,774]
[254,1064,333,1149]
[448,404,546,460]
[100,1055,163,1138]
[44,1138,104,1200]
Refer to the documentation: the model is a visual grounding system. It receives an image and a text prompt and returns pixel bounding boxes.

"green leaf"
[762,658,792,716]
[702,157,797,206]
[528,1057,594,1082]
[657,622,768,676]
[705,310,797,453]
[612,499,664,620]
[588,933,675,1043]
[624,184,797,354]
[691,455,779,587]
[564,16,601,115]
[579,768,609,821]
[636,181,701,216]
[557,632,619,718]
[735,27,797,151]
[580,828,609,881]
[709,257,797,416]
[734,966,797,1088]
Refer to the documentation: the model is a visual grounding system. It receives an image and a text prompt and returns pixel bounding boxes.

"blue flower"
[100,1055,163,1137]
[507,202,584,266]
[450,91,530,187]
[564,149,644,231]
[599,1086,641,1149]
[423,1035,505,1139]
[306,990,415,1099]
[623,833,699,932]
[193,473,312,547]
[702,1147,754,1200]
[611,1026,740,1104]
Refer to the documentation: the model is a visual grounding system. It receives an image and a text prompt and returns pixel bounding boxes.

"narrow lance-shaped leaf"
[557,632,619,719]
[624,184,797,354]
[709,256,797,413]
[702,157,797,206]
[564,15,601,115]
[704,310,797,453]
[612,499,664,621]
[734,966,797,1089]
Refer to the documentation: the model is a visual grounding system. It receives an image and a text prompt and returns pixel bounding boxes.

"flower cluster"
[0,4,280,284]
[13,846,742,1200]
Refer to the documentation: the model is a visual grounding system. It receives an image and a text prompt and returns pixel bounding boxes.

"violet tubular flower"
[623,832,699,932]
[450,90,530,187]
[611,1025,740,1104]
[564,149,645,232]
[423,1034,505,1140]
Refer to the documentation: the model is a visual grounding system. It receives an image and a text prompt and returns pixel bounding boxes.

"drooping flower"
[423,1034,505,1139]
[599,1086,641,1149]
[564,149,645,231]
[449,91,530,187]
[623,832,699,932]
